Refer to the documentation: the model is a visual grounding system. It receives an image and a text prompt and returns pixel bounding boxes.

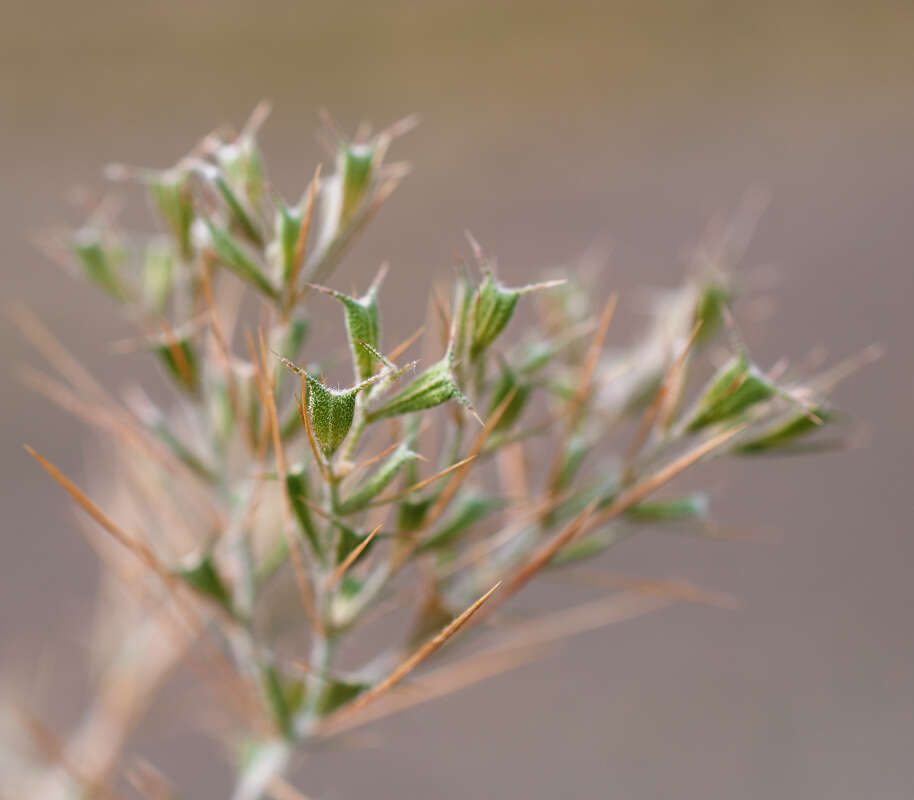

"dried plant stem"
[326,582,501,725]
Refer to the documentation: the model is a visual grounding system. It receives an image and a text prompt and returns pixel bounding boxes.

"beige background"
[2,1,913,797]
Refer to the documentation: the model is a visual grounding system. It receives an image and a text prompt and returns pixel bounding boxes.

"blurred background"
[2,1,913,797]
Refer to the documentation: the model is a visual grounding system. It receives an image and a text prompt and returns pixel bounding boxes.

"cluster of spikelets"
[3,105,875,799]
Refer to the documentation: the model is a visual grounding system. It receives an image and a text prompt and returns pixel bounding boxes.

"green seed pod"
[684,354,775,432]
[204,219,279,300]
[365,355,473,423]
[142,241,173,312]
[469,272,520,361]
[305,377,358,458]
[73,228,127,301]
[279,358,381,457]
[734,406,832,454]
[338,443,418,514]
[469,271,565,361]
[313,266,385,381]
[149,169,195,260]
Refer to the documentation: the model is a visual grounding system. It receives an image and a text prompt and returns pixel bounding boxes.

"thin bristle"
[374,455,477,507]
[322,590,668,737]
[578,292,618,403]
[25,445,165,577]
[327,582,501,722]
[387,324,425,364]
[289,165,321,299]
[624,320,702,472]
[421,386,519,532]
[325,523,382,591]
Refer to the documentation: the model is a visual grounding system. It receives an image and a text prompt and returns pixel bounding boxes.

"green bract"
[177,552,232,612]
[487,363,531,432]
[627,493,709,522]
[73,228,126,300]
[205,218,279,300]
[142,241,174,312]
[365,353,472,423]
[469,271,565,361]
[149,169,195,260]
[692,283,731,347]
[154,334,200,395]
[339,143,374,229]
[469,272,520,360]
[419,492,503,552]
[734,406,832,454]
[313,266,385,382]
[276,200,304,286]
[338,443,417,514]
[216,135,266,216]
[684,353,776,432]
